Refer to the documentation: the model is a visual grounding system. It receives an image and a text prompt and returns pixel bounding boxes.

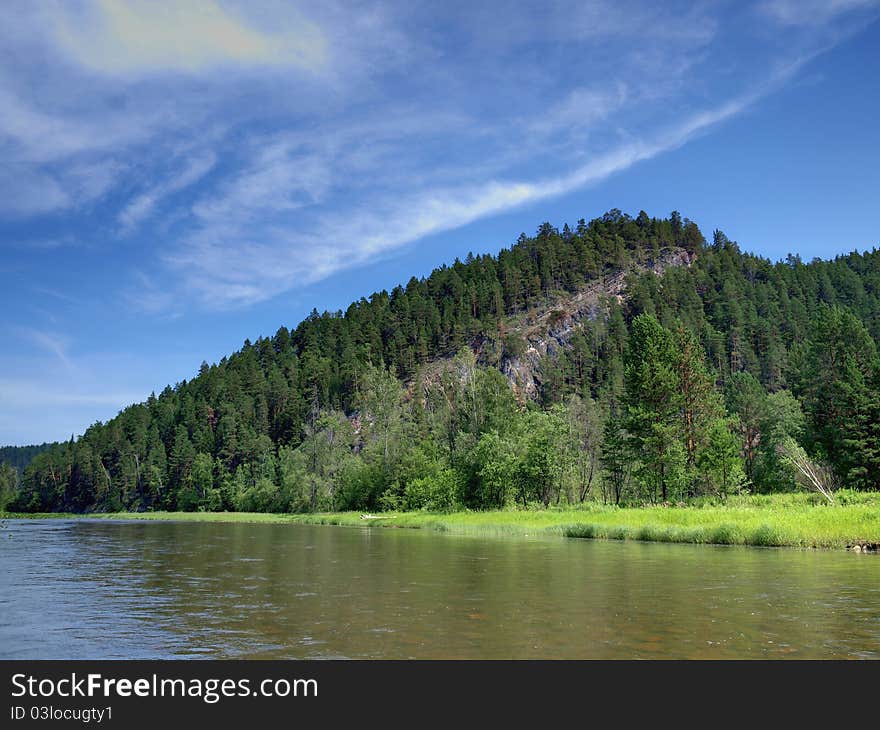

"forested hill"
[0,443,54,511]
[0,443,54,473]
[9,209,880,514]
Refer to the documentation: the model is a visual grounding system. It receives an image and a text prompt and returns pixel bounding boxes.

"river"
[1,519,878,659]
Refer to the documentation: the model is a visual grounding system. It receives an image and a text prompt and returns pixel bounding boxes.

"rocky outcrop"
[494,248,694,400]
[413,247,694,403]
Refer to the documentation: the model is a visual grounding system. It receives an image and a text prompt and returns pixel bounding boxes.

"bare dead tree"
[776,438,836,504]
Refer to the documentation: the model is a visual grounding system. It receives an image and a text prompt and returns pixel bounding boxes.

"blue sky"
[1,0,879,445]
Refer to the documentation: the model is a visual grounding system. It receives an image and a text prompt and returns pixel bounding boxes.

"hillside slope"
[488,247,694,400]
[0,444,54,473]
[11,210,880,513]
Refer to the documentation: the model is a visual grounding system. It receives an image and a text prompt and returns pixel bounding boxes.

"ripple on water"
[5,519,880,659]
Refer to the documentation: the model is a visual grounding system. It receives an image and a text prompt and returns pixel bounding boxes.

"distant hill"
[0,443,55,474]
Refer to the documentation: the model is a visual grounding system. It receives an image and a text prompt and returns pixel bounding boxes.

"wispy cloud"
[191,140,331,223]
[0,67,169,215]
[528,84,629,138]
[119,151,217,232]
[124,270,183,317]
[15,328,74,370]
[51,0,328,75]
[1,0,876,313]
[160,52,808,309]
[0,325,188,442]
[0,167,70,216]
[32,286,80,305]
[0,86,137,164]
[759,0,880,26]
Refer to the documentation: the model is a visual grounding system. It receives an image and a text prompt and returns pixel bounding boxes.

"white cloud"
[0,77,172,215]
[760,0,880,26]
[0,87,98,162]
[64,159,126,206]
[0,85,166,165]
[132,21,846,313]
[160,60,798,311]
[0,167,71,216]
[157,129,707,308]
[14,328,73,370]
[2,0,876,313]
[528,84,629,137]
[51,0,328,75]
[124,270,183,317]
[0,159,124,217]
[191,141,331,223]
[119,151,217,231]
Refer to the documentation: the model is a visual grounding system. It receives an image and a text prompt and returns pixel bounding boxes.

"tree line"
[6,210,880,513]
[0,444,53,473]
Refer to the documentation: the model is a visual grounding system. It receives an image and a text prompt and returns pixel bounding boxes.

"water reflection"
[1,519,879,659]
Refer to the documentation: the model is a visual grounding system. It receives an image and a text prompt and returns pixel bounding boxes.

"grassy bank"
[5,491,880,549]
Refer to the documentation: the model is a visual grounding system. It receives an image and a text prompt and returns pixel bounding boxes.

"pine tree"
[623,314,682,502]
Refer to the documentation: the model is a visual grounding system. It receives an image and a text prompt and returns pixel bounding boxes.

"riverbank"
[5,491,880,549]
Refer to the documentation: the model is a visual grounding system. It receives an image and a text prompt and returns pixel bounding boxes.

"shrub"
[749,524,783,547]
[563,523,597,539]
[404,469,461,512]
[708,523,743,545]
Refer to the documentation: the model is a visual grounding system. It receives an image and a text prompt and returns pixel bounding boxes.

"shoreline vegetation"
[6,215,880,559]
[4,492,880,550]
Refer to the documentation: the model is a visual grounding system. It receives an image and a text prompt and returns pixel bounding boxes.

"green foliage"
[13,489,880,549]
[404,469,461,512]
[752,390,806,492]
[623,314,682,502]
[792,305,880,489]
[622,314,740,502]
[337,458,386,511]
[234,476,285,513]
[470,430,518,508]
[0,462,18,511]
[15,210,880,515]
[698,418,747,497]
[0,444,54,474]
[599,414,630,505]
[564,394,604,502]
[724,371,767,485]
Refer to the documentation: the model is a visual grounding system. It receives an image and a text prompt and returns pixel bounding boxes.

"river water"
[1,519,878,659]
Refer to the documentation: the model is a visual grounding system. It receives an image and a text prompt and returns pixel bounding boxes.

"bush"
[708,523,743,545]
[336,460,386,511]
[404,469,461,512]
[234,477,284,512]
[749,524,783,547]
[563,523,597,539]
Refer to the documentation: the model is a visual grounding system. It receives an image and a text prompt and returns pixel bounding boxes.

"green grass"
[4,491,880,549]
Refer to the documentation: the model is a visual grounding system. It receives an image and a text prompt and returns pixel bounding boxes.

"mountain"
[10,209,880,514]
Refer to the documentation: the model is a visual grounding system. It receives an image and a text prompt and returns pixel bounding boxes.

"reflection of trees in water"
[71,523,880,659]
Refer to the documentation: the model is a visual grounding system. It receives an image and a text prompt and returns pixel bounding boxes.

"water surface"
[1,519,878,659]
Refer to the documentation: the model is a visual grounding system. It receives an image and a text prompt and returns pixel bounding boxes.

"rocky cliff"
[482,248,694,400]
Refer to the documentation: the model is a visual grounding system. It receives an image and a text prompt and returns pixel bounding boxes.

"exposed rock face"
[412,247,694,403]
[491,248,694,400]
